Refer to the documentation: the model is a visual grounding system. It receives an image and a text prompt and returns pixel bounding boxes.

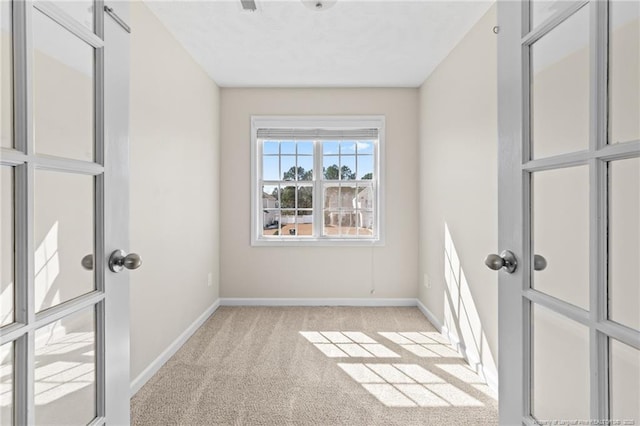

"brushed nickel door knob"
[81,254,94,270]
[484,250,518,273]
[109,250,142,273]
[533,254,547,271]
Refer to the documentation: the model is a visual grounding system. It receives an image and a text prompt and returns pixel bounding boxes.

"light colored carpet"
[131,306,498,425]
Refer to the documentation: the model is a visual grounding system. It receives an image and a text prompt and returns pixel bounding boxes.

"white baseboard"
[130,298,221,396]
[219,297,418,307]
[416,299,443,331]
[416,298,499,396]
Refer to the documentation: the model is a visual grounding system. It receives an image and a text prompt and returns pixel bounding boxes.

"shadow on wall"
[443,223,497,389]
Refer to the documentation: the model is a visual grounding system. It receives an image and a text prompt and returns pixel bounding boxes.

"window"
[251,116,385,246]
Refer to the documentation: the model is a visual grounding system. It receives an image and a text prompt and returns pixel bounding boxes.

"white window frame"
[251,116,385,246]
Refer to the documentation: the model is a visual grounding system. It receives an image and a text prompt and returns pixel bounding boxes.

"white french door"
[497,0,639,424]
[0,1,131,424]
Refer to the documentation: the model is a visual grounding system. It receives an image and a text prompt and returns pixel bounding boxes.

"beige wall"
[220,88,419,299]
[418,4,498,386]
[129,2,220,381]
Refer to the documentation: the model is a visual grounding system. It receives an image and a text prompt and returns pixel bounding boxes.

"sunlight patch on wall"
[443,223,497,383]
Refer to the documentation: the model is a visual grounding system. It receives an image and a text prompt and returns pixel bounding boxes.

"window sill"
[251,237,385,247]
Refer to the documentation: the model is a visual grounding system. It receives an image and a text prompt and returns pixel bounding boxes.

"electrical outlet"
[207,272,213,287]
[423,273,430,289]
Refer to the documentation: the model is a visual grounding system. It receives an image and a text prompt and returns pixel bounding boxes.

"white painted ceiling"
[144,0,494,87]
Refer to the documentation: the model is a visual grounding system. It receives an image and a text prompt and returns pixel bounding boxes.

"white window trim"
[251,115,386,247]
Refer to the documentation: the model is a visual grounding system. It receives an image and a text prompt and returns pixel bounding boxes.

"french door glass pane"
[43,0,95,32]
[531,5,590,159]
[532,166,589,309]
[0,0,12,148]
[34,170,94,313]
[531,304,589,421]
[34,307,96,425]
[33,9,94,162]
[610,339,640,422]
[530,1,575,29]
[608,158,640,330]
[1,166,13,327]
[0,342,12,425]
[609,1,640,145]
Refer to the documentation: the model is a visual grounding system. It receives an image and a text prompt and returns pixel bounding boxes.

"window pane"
[340,211,358,235]
[608,158,640,330]
[323,210,340,236]
[261,184,279,235]
[279,214,295,236]
[35,307,96,425]
[296,212,313,236]
[340,184,356,209]
[280,185,295,210]
[34,170,94,312]
[357,155,374,180]
[532,166,589,310]
[297,141,313,155]
[324,185,339,210]
[356,183,375,211]
[1,167,13,327]
[263,141,279,155]
[356,211,374,236]
[323,156,340,180]
[341,141,356,154]
[609,1,640,145]
[357,141,374,155]
[280,141,295,155]
[262,185,278,205]
[341,156,356,181]
[531,304,589,421]
[280,156,296,181]
[262,210,280,237]
[531,6,589,159]
[610,339,640,422]
[297,185,313,209]
[0,342,12,425]
[0,0,12,148]
[297,156,313,181]
[33,10,94,161]
[323,141,339,155]
[324,184,357,210]
[262,156,279,181]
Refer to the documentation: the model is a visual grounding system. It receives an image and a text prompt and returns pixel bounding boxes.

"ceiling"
[144,0,494,88]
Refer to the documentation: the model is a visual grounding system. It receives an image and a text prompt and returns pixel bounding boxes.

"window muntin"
[252,117,384,245]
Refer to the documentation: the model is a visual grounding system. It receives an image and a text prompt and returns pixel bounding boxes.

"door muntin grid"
[523,1,640,424]
[0,1,106,424]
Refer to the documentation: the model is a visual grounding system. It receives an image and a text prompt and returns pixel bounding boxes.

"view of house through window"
[252,117,383,244]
